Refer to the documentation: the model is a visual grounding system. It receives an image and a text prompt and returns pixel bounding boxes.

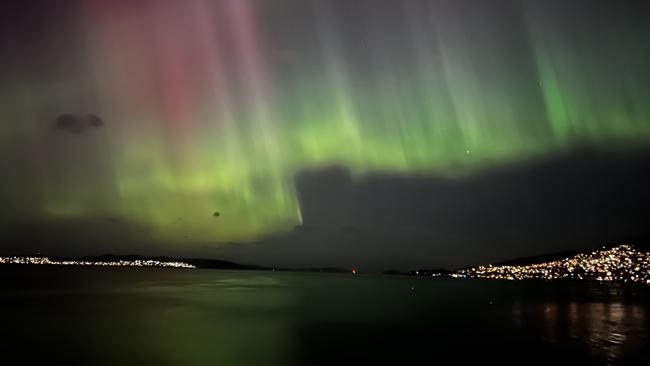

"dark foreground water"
[1,267,649,365]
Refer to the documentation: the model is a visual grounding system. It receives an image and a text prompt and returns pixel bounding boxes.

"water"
[1,267,649,365]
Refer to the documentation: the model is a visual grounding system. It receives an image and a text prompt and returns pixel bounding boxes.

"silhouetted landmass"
[494,250,583,266]
[183,258,263,270]
[4,242,650,276]
[0,252,364,273]
[399,244,650,288]
[6,254,264,271]
[623,233,650,250]
[408,268,456,276]
[382,270,410,276]
[399,242,650,278]
[493,241,650,267]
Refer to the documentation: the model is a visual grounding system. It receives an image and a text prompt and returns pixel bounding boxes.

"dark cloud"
[295,166,354,228]
[86,114,104,128]
[53,114,104,134]
[53,114,85,133]
[217,146,650,270]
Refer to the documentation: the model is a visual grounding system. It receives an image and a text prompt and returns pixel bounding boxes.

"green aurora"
[1,0,649,247]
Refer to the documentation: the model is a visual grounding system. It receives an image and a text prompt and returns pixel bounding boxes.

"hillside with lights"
[459,245,650,285]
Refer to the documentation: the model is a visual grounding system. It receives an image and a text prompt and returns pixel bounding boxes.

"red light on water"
[352,268,357,274]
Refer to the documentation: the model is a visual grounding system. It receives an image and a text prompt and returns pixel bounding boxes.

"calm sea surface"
[1,267,649,365]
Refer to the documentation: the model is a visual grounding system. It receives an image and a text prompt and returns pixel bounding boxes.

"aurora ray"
[1,0,649,250]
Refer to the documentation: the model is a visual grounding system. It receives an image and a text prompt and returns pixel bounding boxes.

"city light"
[0,256,195,269]
[462,245,650,285]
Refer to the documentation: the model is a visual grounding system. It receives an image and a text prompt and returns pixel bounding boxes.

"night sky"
[1,0,650,269]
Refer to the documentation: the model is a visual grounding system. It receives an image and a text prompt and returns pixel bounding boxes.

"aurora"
[1,0,649,259]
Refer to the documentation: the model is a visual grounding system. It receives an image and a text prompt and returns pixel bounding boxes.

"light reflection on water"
[570,302,645,363]
[1,268,649,365]
[512,299,648,365]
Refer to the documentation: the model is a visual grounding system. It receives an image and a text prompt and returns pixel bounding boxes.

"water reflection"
[2,267,649,366]
[534,301,647,364]
[542,302,559,343]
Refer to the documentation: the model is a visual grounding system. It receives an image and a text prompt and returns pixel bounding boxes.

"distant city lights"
[462,245,650,285]
[0,256,195,269]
